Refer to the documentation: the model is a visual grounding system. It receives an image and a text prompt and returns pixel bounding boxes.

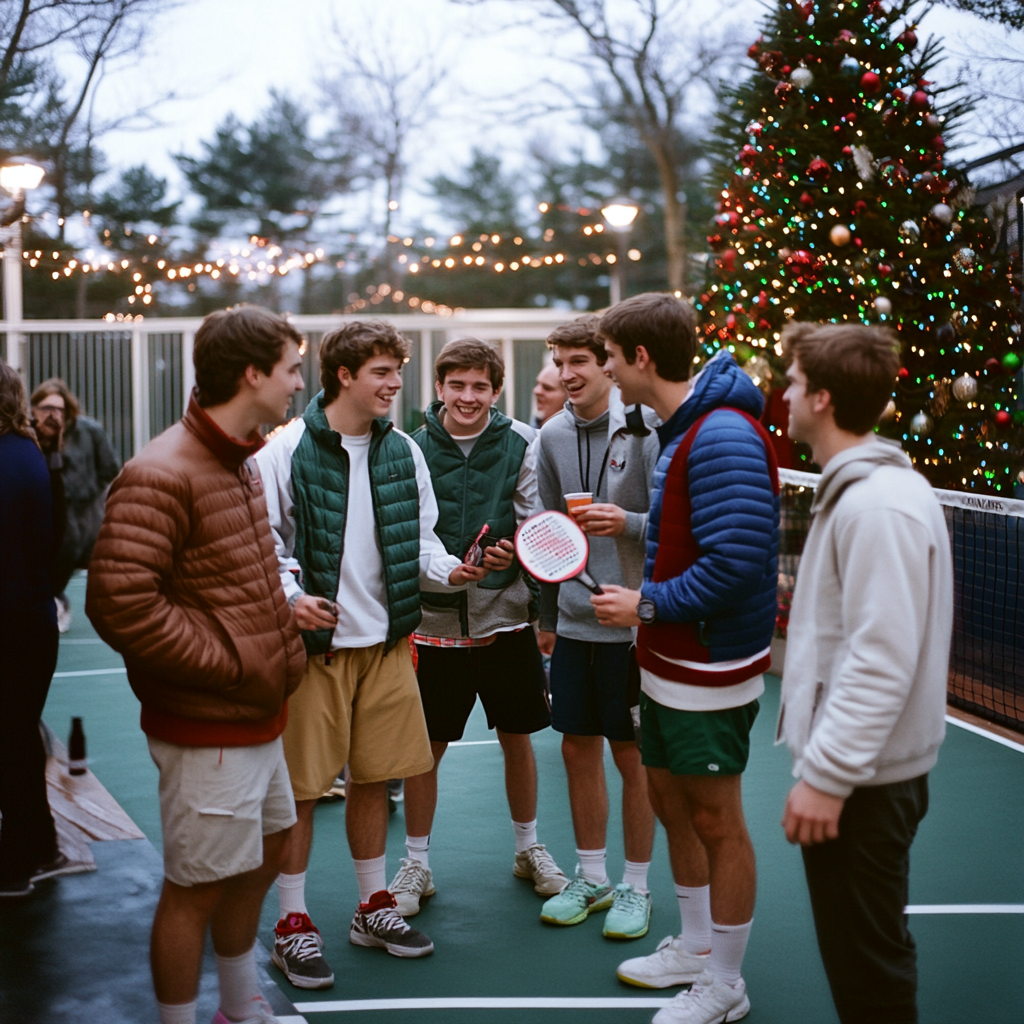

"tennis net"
[777,468,1024,734]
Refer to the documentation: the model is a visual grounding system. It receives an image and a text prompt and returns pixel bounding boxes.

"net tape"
[777,468,1024,733]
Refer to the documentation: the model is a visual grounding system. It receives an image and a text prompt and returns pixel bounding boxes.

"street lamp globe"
[601,198,639,232]
[1,159,45,195]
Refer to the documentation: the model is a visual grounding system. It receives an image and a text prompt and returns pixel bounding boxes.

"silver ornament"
[911,410,933,436]
[874,296,893,315]
[953,247,975,270]
[930,203,954,226]
[840,56,860,75]
[951,375,978,402]
[899,219,920,242]
[791,66,814,90]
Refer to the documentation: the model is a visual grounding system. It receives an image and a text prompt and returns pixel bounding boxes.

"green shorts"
[640,694,760,776]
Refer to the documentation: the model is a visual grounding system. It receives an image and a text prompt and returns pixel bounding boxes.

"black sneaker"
[31,852,95,882]
[271,912,335,989]
[349,890,434,957]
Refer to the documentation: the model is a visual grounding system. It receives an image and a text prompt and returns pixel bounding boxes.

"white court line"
[448,739,500,747]
[59,638,105,645]
[906,904,1024,914]
[945,714,1024,754]
[53,667,126,678]
[295,998,672,1013]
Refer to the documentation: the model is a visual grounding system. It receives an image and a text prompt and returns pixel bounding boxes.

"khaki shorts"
[283,641,433,800]
[147,735,296,887]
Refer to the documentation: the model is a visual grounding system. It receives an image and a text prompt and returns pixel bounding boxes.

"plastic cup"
[564,492,593,518]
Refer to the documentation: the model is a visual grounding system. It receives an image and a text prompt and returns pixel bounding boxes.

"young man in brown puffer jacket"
[87,306,307,1024]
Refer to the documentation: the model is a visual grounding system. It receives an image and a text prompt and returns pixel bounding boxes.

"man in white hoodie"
[779,322,953,1024]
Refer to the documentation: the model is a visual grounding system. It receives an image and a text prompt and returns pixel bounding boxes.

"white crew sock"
[276,871,307,918]
[675,883,713,955]
[353,853,387,902]
[512,819,538,854]
[576,847,609,885]
[215,943,269,1022]
[710,919,753,987]
[622,859,650,893]
[406,834,430,869]
[157,1001,196,1024]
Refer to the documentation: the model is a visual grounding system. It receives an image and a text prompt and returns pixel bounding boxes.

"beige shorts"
[147,735,296,887]
[283,641,433,799]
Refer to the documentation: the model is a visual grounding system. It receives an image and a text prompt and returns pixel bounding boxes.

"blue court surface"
[7,573,1023,1024]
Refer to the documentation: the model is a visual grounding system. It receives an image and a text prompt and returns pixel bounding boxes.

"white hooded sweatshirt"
[777,437,953,798]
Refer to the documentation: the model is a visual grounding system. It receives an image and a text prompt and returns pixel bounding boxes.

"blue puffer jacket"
[640,350,779,664]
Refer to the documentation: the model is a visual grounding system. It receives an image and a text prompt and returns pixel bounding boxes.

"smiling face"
[533,362,565,425]
[601,337,645,406]
[550,344,612,422]
[342,352,404,427]
[436,365,498,436]
[250,339,305,424]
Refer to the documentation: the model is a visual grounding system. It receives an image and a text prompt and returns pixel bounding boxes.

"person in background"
[779,322,953,1024]
[533,361,566,428]
[0,360,69,899]
[87,307,308,1024]
[28,385,67,594]
[30,379,120,632]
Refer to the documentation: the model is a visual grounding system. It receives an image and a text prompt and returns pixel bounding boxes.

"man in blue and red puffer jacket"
[590,292,779,1024]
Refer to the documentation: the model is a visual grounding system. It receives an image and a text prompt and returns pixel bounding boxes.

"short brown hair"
[546,315,607,366]
[598,293,697,383]
[781,322,901,434]
[319,320,411,402]
[434,338,504,390]
[31,378,80,425]
[193,306,303,408]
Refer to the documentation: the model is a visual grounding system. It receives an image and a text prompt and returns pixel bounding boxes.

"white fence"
[1,310,579,462]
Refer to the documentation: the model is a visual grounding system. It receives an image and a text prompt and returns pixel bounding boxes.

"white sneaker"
[389,857,435,917]
[652,975,750,1024]
[513,843,569,895]
[55,596,72,633]
[617,934,711,988]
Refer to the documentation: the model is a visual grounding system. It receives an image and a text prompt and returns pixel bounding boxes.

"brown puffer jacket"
[86,396,305,737]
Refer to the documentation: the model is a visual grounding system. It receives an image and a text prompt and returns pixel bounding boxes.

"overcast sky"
[74,0,1019,236]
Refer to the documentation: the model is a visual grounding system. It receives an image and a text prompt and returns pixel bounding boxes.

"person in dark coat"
[0,360,63,897]
[30,379,120,630]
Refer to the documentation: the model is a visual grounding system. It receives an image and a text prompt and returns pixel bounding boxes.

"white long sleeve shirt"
[255,418,464,649]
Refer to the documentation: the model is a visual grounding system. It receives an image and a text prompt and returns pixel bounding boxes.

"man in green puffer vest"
[385,339,569,919]
[256,321,505,989]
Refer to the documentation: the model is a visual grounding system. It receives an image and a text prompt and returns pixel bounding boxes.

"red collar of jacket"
[182,391,265,469]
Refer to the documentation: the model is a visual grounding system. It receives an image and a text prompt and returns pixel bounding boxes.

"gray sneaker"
[350,890,434,957]
[513,843,569,895]
[271,912,334,990]
[389,857,435,917]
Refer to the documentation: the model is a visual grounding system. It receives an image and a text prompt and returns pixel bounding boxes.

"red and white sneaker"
[271,912,334,989]
[349,890,434,957]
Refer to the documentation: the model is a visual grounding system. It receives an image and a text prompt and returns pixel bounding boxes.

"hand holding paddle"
[514,510,603,595]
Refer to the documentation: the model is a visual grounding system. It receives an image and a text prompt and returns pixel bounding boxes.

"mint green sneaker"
[602,883,652,939]
[540,870,614,926]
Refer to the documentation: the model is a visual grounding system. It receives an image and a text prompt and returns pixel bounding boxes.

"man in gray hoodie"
[779,322,953,1024]
[535,314,660,940]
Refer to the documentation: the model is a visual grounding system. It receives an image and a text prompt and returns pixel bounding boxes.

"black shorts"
[415,628,552,742]
[549,636,635,741]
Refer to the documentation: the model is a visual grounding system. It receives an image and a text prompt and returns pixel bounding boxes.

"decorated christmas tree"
[698,0,1021,494]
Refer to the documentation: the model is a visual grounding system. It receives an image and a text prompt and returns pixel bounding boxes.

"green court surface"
[26,574,1024,1023]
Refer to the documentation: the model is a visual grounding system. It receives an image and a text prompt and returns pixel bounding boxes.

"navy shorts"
[415,628,551,742]
[549,636,635,741]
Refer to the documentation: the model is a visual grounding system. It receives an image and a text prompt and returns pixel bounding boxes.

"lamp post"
[601,198,639,306]
[1,158,45,373]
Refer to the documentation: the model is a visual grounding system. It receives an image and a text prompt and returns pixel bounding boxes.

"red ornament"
[860,71,882,95]
[781,65,792,75]
[775,80,794,100]
[807,157,832,181]
[748,37,763,60]
[796,1,814,22]
[760,50,784,75]
[897,29,918,50]
[892,88,907,104]
[910,90,930,111]
[700,293,710,304]
[878,263,892,276]
[898,367,910,379]
[835,29,854,46]
[853,238,862,247]
[855,200,867,213]
[739,144,759,167]
[726,313,737,330]
[996,410,1012,428]
[930,135,946,152]
[799,191,814,207]
[986,358,1003,374]
[842,145,853,156]
[758,319,771,330]
[721,249,737,271]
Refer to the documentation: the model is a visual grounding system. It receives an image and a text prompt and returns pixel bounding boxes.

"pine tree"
[699,0,1021,495]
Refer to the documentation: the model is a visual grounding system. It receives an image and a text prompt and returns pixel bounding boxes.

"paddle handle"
[576,569,604,595]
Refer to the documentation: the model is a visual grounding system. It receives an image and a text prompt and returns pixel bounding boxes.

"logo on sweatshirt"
[610,458,627,472]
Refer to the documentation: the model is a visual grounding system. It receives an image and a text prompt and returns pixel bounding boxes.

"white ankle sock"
[710,919,752,987]
[215,943,268,1021]
[675,883,712,955]
[276,871,307,918]
[157,1001,196,1024]
[576,847,608,885]
[512,819,538,854]
[406,834,430,869]
[354,853,387,902]
[622,859,650,893]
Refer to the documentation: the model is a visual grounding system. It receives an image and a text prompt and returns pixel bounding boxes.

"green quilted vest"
[291,392,422,655]
[412,402,528,627]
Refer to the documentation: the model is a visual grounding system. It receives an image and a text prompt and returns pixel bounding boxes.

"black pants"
[0,613,60,882]
[801,775,929,1024]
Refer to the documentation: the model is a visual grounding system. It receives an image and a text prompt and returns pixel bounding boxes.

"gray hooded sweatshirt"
[535,387,660,643]
[777,438,953,798]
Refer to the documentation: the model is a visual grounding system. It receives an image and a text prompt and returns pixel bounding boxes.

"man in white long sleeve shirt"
[779,322,953,1024]
[255,320,511,990]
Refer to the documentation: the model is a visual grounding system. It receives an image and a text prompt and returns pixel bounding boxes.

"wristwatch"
[637,597,658,625]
